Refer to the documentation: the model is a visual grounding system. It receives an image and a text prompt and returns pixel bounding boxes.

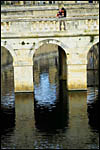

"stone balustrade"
[1,16,99,37]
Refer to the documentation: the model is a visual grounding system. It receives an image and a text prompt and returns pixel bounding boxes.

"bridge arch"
[32,39,68,57]
[1,46,13,66]
[1,41,16,58]
[87,40,99,71]
[86,37,99,55]
[87,41,99,87]
[33,38,67,85]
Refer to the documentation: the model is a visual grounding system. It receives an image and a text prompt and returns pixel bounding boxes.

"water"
[1,55,99,149]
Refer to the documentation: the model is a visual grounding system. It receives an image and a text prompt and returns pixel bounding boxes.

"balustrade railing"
[1,17,99,34]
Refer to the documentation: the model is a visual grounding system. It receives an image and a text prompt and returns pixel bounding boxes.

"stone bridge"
[1,5,99,92]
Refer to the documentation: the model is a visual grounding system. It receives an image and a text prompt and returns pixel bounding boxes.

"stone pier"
[1,3,99,92]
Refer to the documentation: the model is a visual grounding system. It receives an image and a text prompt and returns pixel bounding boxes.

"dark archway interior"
[87,43,99,87]
[1,46,14,95]
[33,44,67,86]
[1,46,13,68]
[33,43,69,132]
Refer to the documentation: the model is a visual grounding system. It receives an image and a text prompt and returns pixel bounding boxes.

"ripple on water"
[34,73,57,107]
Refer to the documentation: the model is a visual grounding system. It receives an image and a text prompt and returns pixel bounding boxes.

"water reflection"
[34,80,69,134]
[1,106,15,137]
[87,93,99,131]
[65,91,99,149]
[34,73,57,106]
[1,65,15,142]
[14,93,36,149]
[1,48,99,149]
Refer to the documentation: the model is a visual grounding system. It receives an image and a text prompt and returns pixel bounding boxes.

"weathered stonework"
[1,4,99,92]
[67,64,87,90]
[14,66,34,92]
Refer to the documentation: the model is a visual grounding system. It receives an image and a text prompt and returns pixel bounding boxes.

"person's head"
[61,7,65,10]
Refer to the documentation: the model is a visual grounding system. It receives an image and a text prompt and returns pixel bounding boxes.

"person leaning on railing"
[56,7,66,30]
[56,8,63,18]
[56,7,66,18]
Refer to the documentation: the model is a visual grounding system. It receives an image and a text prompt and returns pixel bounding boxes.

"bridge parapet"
[1,7,99,92]
[1,16,99,38]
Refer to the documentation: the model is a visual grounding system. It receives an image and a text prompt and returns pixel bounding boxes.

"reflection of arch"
[32,39,68,57]
[34,80,69,133]
[1,106,15,136]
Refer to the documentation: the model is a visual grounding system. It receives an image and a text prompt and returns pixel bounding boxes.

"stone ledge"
[1,16,99,22]
[1,33,99,39]
[1,3,99,12]
[1,13,99,19]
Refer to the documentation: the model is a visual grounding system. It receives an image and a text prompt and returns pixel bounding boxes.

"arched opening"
[33,43,68,132]
[87,43,99,87]
[33,42,67,105]
[1,46,13,68]
[87,43,99,131]
[1,46,14,97]
[87,42,99,103]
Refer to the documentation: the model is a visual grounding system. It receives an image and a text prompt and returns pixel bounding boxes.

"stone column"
[66,53,87,90]
[67,64,87,90]
[14,65,34,92]
[13,50,34,92]
[59,47,67,80]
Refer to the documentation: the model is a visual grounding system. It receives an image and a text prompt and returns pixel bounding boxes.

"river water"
[1,54,99,149]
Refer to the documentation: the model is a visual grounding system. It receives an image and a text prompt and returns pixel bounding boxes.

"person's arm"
[56,12,60,17]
